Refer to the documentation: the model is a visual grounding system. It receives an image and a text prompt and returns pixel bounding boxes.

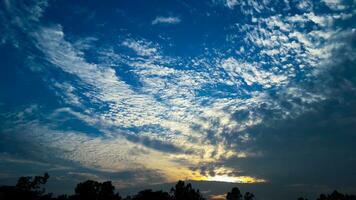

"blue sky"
[0,0,356,199]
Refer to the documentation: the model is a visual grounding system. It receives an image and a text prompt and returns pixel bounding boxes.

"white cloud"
[33,26,167,129]
[221,57,288,88]
[304,12,333,27]
[322,0,348,10]
[296,0,313,11]
[32,26,253,173]
[152,16,181,25]
[233,10,347,78]
[287,14,307,23]
[31,24,304,183]
[0,0,49,46]
[225,0,238,9]
[3,0,48,23]
[122,39,160,57]
[53,82,82,106]
[216,0,273,14]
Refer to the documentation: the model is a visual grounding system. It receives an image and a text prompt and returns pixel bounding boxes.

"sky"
[0,0,356,199]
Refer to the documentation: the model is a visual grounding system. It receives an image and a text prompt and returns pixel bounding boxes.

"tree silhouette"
[74,180,101,200]
[57,194,69,200]
[244,192,255,200]
[171,180,205,200]
[0,173,50,200]
[131,189,171,200]
[226,187,242,200]
[2,173,356,200]
[16,172,49,194]
[99,181,121,200]
[314,190,356,200]
[74,180,121,200]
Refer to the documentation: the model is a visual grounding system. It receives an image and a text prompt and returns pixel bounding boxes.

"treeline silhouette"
[0,173,355,200]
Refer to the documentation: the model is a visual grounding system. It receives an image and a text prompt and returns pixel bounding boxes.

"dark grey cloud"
[0,151,167,196]
[124,133,191,154]
[218,29,356,189]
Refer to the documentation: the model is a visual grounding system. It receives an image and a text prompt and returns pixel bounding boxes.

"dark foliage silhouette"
[0,173,51,200]
[315,190,356,200]
[129,189,171,200]
[297,190,356,200]
[243,192,255,200]
[74,180,101,200]
[73,180,121,200]
[226,187,255,200]
[226,187,242,200]
[170,180,205,200]
[16,172,50,193]
[1,173,356,200]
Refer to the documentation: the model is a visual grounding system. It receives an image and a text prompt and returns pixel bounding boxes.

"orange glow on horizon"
[210,194,226,200]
